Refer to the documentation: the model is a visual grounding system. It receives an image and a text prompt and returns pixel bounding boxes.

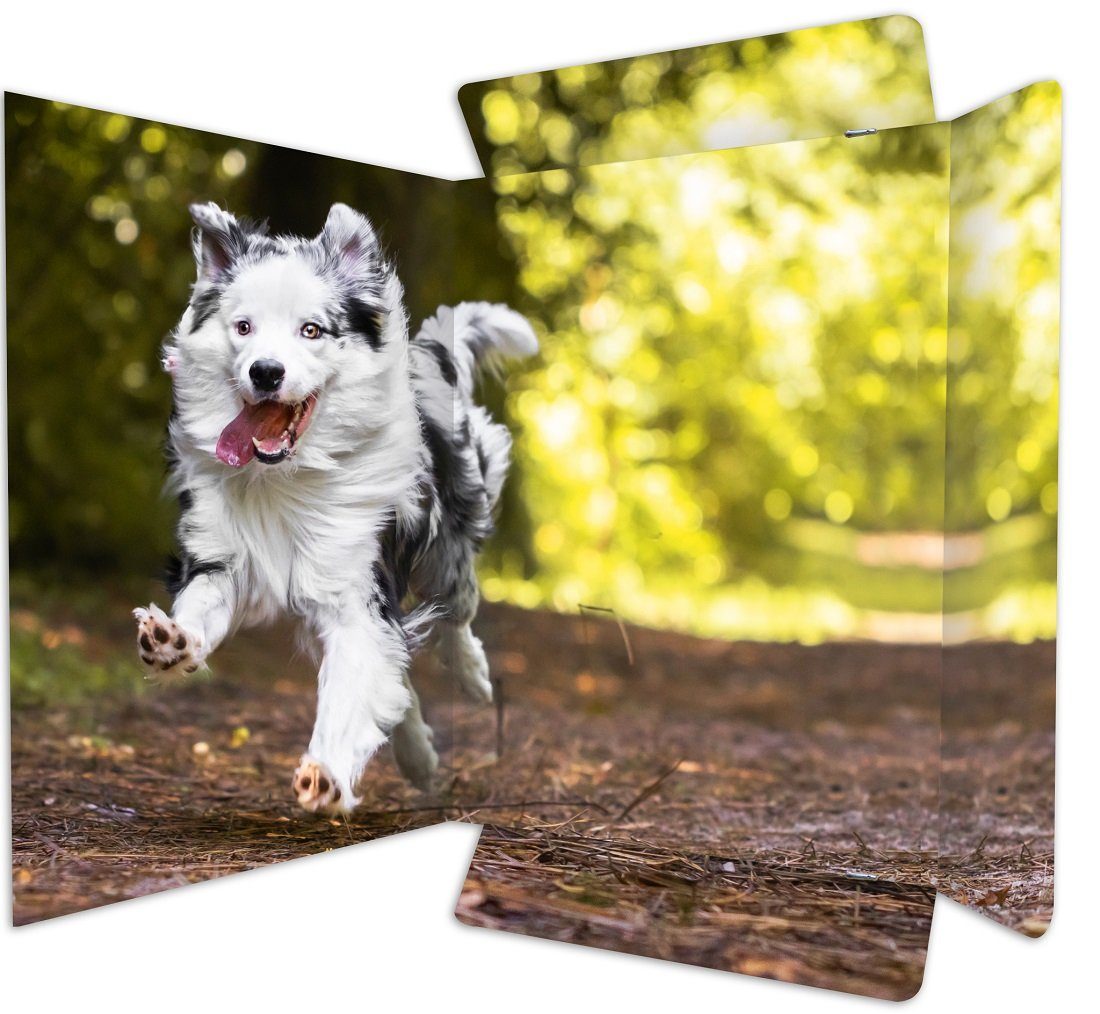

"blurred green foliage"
[8,621,138,713]
[466,42,1058,642]
[945,83,1061,638]
[5,98,244,573]
[472,127,950,641]
[5,93,508,578]
[7,572,150,712]
[460,15,934,174]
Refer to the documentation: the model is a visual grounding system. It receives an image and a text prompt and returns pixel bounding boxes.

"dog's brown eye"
[301,322,322,340]
[235,320,252,336]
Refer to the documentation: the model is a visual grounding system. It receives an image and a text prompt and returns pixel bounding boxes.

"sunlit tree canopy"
[468,65,1059,643]
[475,126,950,643]
[945,83,1061,640]
[460,16,935,174]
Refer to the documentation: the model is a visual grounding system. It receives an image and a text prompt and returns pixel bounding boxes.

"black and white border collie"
[133,202,536,814]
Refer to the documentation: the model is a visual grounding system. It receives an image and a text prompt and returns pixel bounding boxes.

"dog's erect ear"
[189,202,247,283]
[320,203,379,281]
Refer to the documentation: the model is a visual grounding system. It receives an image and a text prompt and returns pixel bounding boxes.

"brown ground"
[10,592,1052,997]
[458,825,935,1001]
[939,641,1056,935]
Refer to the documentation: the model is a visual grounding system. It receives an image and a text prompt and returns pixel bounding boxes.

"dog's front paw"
[132,604,201,679]
[293,755,356,815]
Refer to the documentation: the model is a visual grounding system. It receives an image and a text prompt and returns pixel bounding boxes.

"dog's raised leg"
[293,601,412,815]
[133,572,235,679]
[391,673,438,790]
[437,621,493,704]
[426,565,493,704]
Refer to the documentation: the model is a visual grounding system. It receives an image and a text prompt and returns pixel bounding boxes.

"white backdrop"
[2,3,1093,1010]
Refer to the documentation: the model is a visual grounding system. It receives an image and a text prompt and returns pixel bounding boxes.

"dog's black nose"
[249,359,285,393]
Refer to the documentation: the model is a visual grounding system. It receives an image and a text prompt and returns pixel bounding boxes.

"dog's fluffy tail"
[410,302,536,514]
[416,302,538,399]
[455,300,539,375]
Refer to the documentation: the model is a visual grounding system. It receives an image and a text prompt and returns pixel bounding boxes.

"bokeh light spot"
[114,218,139,244]
[824,490,854,524]
[1040,482,1057,515]
[764,488,792,521]
[986,487,1013,522]
[139,126,167,154]
[220,149,247,178]
[790,444,819,477]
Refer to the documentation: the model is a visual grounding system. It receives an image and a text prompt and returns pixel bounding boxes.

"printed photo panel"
[942,81,1060,936]
[460,15,935,174]
[6,92,463,922]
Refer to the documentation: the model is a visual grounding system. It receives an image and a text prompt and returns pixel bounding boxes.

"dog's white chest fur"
[211,436,421,623]
[225,477,370,618]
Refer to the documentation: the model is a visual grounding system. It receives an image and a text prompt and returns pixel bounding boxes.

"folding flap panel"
[459,15,935,175]
[941,81,1060,936]
[447,123,950,902]
[5,93,465,922]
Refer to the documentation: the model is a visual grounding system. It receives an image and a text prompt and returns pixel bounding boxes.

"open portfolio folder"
[7,16,1057,1001]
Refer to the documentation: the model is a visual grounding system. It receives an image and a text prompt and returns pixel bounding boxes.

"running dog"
[133,202,536,814]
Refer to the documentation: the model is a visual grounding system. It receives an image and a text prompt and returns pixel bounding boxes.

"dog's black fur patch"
[166,554,229,597]
[189,287,223,333]
[344,296,384,350]
[420,414,493,554]
[422,338,458,386]
[372,540,405,628]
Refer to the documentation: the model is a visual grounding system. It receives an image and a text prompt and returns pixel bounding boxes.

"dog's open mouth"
[216,394,318,468]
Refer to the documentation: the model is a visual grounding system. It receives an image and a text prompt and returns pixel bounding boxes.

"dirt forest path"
[458,824,936,1000]
[11,591,1052,998]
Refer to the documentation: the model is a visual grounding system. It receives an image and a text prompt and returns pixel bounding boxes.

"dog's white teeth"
[252,433,292,458]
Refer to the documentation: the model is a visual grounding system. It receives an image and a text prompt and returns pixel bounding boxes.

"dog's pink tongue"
[216,401,293,468]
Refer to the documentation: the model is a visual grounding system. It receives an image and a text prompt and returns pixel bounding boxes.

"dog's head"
[167,202,407,469]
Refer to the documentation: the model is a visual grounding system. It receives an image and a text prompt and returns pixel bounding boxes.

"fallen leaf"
[735,957,809,983]
[1018,917,1050,937]
[230,726,251,749]
[458,887,487,910]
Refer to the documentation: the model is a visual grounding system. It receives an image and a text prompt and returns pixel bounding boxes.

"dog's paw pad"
[292,756,351,815]
[132,604,200,679]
